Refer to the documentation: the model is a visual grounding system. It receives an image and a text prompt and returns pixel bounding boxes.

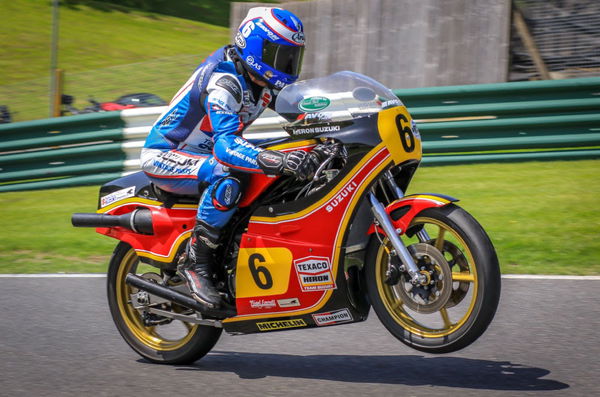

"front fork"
[368,171,428,285]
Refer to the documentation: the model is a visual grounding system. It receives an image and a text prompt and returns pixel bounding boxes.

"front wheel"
[107,242,222,364]
[365,204,500,353]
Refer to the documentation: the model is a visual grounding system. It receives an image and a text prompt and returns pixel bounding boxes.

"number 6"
[248,253,273,290]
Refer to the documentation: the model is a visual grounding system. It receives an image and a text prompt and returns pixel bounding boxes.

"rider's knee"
[211,176,242,211]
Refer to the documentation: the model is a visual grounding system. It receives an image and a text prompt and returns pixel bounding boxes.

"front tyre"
[107,242,222,364]
[365,204,500,353]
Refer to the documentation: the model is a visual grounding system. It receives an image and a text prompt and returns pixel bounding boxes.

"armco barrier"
[1,77,599,192]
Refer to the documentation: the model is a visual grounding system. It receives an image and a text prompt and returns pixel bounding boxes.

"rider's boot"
[178,221,222,309]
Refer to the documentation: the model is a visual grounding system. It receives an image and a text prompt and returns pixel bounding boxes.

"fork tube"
[368,192,424,284]
[416,229,432,243]
[384,170,404,200]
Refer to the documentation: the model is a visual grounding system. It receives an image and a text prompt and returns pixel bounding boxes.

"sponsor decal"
[298,96,330,112]
[193,138,213,152]
[215,75,242,103]
[234,32,246,48]
[304,112,331,122]
[291,124,341,136]
[225,146,258,166]
[234,136,257,149]
[411,120,421,139]
[294,256,336,292]
[246,55,262,71]
[273,80,286,89]
[249,299,277,309]
[381,98,402,109]
[325,181,358,212]
[312,308,353,326]
[210,97,234,112]
[256,21,280,42]
[157,151,200,167]
[100,186,136,208]
[278,297,301,308]
[256,319,306,331]
[223,184,233,205]
[160,113,177,127]
[292,31,305,45]
[263,70,273,80]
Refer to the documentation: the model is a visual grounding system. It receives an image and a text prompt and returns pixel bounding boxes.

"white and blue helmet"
[234,7,305,89]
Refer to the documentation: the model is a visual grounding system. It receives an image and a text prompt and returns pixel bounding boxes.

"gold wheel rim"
[116,249,197,351]
[375,216,478,338]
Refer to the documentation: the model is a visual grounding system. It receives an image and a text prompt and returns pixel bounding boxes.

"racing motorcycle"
[72,71,500,364]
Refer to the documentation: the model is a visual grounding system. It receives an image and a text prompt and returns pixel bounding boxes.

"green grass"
[410,160,600,275]
[0,0,230,84]
[0,160,598,275]
[0,0,231,121]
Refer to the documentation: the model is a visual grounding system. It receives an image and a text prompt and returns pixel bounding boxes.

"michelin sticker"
[294,256,336,292]
[256,319,306,331]
[100,186,136,208]
[312,308,353,326]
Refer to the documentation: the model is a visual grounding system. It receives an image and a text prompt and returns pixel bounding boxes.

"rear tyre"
[365,204,500,353]
[107,242,222,364]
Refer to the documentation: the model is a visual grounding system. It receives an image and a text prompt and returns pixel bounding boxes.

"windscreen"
[275,71,402,126]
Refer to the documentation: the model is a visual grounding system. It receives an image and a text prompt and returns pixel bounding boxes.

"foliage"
[0,0,230,121]
[62,0,278,27]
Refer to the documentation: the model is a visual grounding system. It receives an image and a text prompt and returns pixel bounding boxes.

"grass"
[0,160,598,275]
[410,160,600,275]
[0,0,230,84]
[0,0,231,121]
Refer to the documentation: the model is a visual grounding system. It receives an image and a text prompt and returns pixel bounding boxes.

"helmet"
[234,7,305,89]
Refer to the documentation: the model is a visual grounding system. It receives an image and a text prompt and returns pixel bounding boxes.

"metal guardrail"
[1,77,599,192]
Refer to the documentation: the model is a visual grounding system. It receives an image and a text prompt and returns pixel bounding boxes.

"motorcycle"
[72,71,501,364]
[60,93,167,115]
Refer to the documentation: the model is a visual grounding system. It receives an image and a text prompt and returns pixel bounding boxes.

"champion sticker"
[312,308,353,326]
[100,186,136,208]
[294,256,336,292]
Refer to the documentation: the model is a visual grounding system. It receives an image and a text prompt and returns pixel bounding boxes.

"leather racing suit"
[140,46,274,229]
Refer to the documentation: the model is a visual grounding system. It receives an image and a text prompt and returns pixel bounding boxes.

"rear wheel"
[365,204,500,353]
[107,242,222,364]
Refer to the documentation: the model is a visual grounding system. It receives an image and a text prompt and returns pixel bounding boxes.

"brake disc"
[393,243,453,314]
[440,241,471,308]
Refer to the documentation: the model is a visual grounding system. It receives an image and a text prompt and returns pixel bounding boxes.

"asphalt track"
[1,276,598,396]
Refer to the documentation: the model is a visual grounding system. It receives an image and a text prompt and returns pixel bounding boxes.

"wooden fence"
[231,0,511,89]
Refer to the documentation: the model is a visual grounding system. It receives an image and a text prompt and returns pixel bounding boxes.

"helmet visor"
[262,41,304,77]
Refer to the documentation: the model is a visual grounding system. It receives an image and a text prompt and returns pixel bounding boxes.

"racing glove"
[311,142,340,162]
[257,150,320,181]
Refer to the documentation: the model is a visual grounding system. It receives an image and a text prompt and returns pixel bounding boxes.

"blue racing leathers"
[140,46,274,229]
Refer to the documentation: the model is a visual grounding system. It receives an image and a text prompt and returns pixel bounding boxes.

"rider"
[140,7,323,308]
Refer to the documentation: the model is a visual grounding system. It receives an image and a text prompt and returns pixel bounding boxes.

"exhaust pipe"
[124,274,236,319]
[71,208,153,234]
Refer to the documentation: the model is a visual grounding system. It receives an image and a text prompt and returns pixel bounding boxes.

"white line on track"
[0,274,599,280]
[501,274,600,280]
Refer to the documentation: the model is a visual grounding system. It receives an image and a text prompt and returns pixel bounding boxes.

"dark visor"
[262,40,304,77]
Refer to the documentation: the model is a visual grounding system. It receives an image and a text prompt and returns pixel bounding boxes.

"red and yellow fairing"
[228,105,422,321]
